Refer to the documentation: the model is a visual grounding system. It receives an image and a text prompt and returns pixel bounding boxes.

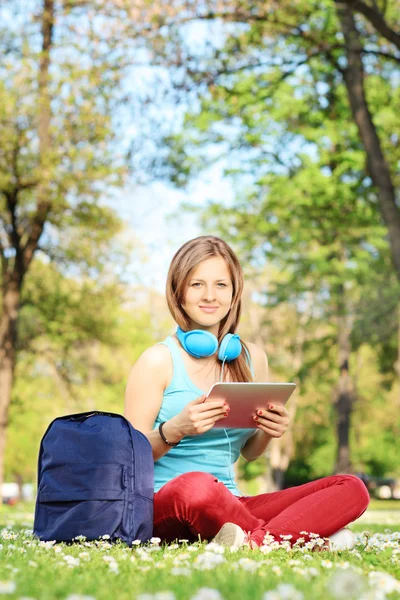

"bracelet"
[158,421,180,446]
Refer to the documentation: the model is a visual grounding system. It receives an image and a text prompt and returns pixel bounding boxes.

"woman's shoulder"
[134,344,172,375]
[136,341,172,368]
[129,342,173,390]
[243,340,269,381]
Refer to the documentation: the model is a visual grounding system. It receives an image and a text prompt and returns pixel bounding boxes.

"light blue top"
[152,336,255,496]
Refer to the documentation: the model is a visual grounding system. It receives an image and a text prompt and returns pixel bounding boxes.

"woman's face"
[182,256,233,333]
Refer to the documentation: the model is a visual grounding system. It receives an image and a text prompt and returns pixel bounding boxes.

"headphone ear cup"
[218,334,242,362]
[186,330,218,358]
[177,327,218,358]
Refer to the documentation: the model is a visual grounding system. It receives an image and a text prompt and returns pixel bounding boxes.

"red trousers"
[153,472,370,546]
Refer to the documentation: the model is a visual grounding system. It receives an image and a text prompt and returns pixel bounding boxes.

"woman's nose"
[202,287,216,301]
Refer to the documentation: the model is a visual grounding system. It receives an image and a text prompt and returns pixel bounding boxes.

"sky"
[0,1,236,295]
[107,167,235,293]
[101,15,237,293]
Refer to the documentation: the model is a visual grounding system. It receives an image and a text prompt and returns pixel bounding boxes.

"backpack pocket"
[129,494,154,542]
[35,463,127,542]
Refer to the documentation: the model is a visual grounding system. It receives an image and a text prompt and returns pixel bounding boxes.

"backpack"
[33,411,154,546]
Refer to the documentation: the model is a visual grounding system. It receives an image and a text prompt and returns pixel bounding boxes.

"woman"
[124,236,369,550]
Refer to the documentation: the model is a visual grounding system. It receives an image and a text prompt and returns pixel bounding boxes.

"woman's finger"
[197,400,227,413]
[198,416,228,431]
[255,418,282,432]
[256,423,285,438]
[254,413,288,427]
[255,405,289,424]
[196,407,228,420]
[255,411,281,424]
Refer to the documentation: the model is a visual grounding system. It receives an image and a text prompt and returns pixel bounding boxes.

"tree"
[145,0,400,280]
[142,0,399,475]
[0,0,136,496]
[335,2,400,277]
[5,268,167,492]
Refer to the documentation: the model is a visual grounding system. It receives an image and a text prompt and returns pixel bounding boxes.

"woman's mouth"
[199,306,219,313]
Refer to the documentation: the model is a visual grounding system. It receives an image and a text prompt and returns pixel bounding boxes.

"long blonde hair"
[166,236,253,382]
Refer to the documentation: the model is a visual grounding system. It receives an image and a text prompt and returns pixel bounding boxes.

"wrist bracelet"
[158,421,180,446]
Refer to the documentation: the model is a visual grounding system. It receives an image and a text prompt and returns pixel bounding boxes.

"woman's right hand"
[171,394,229,436]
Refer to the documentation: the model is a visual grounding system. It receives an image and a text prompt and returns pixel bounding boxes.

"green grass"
[350,523,400,534]
[1,503,399,600]
[369,499,400,511]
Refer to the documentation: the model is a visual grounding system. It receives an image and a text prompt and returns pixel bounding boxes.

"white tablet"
[205,382,296,428]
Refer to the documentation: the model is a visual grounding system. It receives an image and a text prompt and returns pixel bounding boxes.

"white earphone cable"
[220,357,245,498]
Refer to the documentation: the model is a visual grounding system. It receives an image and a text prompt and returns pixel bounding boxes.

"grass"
[0,501,399,600]
[368,500,400,512]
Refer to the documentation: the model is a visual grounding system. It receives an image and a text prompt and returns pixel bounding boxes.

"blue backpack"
[33,411,154,545]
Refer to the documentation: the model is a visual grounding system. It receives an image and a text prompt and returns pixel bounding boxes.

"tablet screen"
[206,382,296,428]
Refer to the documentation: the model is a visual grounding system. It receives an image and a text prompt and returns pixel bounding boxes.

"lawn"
[0,501,399,600]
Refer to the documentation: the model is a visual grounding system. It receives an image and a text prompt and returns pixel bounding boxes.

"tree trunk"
[14,471,24,502]
[271,467,285,490]
[333,290,354,473]
[265,306,304,492]
[0,0,54,503]
[396,302,400,438]
[267,408,295,491]
[0,282,21,502]
[269,447,290,490]
[336,3,400,281]
[340,0,400,51]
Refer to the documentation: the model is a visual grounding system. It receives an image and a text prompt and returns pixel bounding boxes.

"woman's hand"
[171,394,229,437]
[252,403,289,438]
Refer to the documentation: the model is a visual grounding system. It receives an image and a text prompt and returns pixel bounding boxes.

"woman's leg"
[153,471,264,543]
[239,474,370,546]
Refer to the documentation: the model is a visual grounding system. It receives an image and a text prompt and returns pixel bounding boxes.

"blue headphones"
[176,326,242,361]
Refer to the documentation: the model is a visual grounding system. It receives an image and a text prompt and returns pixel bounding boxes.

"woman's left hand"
[253,404,289,438]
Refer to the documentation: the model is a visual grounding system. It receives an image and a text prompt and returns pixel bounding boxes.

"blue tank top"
[152,336,255,496]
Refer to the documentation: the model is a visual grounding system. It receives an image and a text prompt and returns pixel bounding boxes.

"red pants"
[153,472,370,546]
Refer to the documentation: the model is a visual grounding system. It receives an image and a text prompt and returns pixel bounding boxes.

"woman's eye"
[191,282,227,288]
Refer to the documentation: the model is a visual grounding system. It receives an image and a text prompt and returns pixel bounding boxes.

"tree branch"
[4,191,22,269]
[0,238,6,279]
[22,0,55,273]
[337,0,400,50]
[22,203,51,271]
[362,47,400,65]
[336,3,400,281]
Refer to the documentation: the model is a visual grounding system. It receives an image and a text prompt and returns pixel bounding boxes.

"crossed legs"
[153,471,370,546]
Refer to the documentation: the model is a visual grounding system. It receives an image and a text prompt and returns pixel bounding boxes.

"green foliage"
[5,266,160,482]
[238,455,266,481]
[0,1,129,274]
[151,0,400,482]
[0,1,143,492]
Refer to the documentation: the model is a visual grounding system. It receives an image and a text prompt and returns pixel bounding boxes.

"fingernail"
[254,416,258,421]
[224,413,228,417]
[269,405,274,410]
[257,410,263,416]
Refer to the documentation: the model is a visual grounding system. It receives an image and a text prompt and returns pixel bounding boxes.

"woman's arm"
[124,345,185,461]
[240,343,289,462]
[124,345,228,461]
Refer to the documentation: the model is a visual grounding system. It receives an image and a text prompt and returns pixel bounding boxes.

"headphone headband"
[176,327,241,362]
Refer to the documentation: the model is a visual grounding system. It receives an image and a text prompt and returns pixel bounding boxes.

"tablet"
[205,382,296,428]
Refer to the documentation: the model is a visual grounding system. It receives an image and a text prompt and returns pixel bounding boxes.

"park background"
[1,0,400,506]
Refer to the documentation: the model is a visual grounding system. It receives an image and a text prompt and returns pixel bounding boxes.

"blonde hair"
[166,236,253,382]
